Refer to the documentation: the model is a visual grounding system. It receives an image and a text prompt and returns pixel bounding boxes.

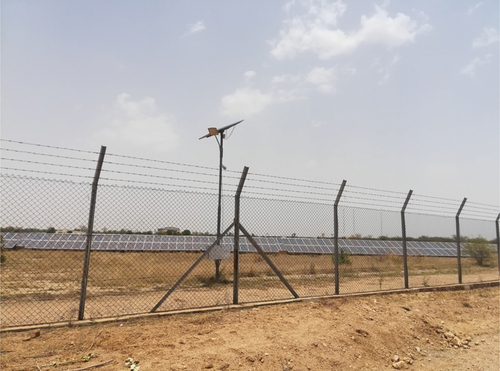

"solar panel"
[2,232,493,258]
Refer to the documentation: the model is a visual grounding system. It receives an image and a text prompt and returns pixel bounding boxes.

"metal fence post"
[455,198,467,284]
[78,145,106,320]
[496,214,500,276]
[401,190,413,289]
[233,166,249,304]
[334,180,347,295]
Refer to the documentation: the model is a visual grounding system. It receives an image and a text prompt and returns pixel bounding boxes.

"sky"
[2,0,499,209]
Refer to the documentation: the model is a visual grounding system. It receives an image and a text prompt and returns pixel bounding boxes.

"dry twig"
[61,359,113,371]
[87,330,103,351]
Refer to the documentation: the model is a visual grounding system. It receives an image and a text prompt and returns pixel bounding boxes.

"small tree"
[339,248,352,265]
[332,248,352,265]
[463,237,492,266]
[0,235,6,264]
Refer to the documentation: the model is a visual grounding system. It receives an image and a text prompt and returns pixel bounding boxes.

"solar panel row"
[1,232,469,257]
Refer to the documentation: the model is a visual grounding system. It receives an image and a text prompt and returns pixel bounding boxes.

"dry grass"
[1,249,498,327]
[1,249,497,299]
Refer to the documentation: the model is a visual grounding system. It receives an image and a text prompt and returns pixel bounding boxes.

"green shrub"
[332,248,352,265]
[463,237,492,266]
[0,235,5,264]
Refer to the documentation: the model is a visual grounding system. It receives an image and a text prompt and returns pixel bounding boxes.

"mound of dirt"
[1,286,498,371]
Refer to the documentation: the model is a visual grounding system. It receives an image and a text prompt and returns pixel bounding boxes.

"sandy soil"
[2,269,498,328]
[1,286,498,371]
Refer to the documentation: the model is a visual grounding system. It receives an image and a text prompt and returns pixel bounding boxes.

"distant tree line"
[2,226,57,233]
[1,226,215,236]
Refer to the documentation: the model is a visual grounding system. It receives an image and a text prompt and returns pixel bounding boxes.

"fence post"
[496,214,500,276]
[334,180,347,295]
[233,166,249,304]
[455,198,467,284]
[401,190,413,289]
[78,145,106,320]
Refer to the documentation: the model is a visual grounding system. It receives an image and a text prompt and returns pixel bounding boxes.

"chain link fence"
[1,175,90,326]
[1,140,499,328]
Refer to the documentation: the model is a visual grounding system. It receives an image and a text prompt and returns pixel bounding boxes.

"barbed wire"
[0,167,94,180]
[0,148,98,163]
[412,194,499,211]
[345,184,409,196]
[1,173,496,223]
[460,214,499,221]
[410,196,465,208]
[98,178,219,193]
[0,139,99,155]
[228,168,342,187]
[2,158,95,172]
[411,192,467,203]
[466,200,499,208]
[109,156,345,193]
[105,151,220,172]
[1,158,235,188]
[411,199,499,213]
[460,213,499,220]
[343,189,407,201]
[407,203,468,212]
[1,147,224,180]
[1,139,498,215]
[240,193,335,206]
[245,176,339,191]
[341,195,404,206]
[1,165,495,217]
[413,193,500,211]
[2,145,356,192]
[0,173,92,185]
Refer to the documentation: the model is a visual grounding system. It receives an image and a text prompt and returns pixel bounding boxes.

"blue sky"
[2,0,499,207]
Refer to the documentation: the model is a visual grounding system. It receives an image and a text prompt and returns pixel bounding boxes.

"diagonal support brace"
[151,222,235,312]
[239,224,299,299]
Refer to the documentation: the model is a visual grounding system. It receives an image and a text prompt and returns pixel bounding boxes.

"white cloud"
[275,88,303,103]
[220,88,274,117]
[306,67,336,92]
[466,2,484,15]
[94,93,179,153]
[220,85,303,118]
[343,65,356,75]
[185,21,205,36]
[472,27,499,48]
[244,70,257,81]
[272,67,337,93]
[270,1,431,59]
[271,74,301,84]
[357,8,431,47]
[310,120,323,128]
[461,55,491,77]
[378,54,400,84]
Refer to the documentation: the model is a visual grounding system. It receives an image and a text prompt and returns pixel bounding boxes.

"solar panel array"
[0,232,481,257]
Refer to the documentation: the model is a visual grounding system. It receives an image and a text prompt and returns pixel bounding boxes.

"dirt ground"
[1,286,498,371]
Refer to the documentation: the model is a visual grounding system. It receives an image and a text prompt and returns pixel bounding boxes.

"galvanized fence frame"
[1,142,499,328]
